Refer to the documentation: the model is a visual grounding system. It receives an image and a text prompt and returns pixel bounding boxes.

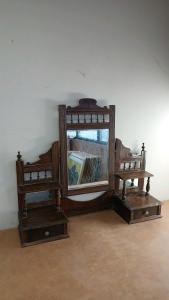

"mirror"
[24,171,53,205]
[119,179,139,190]
[67,129,109,190]
[59,98,115,197]
[26,191,52,204]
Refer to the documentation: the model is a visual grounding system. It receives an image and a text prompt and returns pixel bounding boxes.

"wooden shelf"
[116,191,162,210]
[16,141,69,247]
[18,181,62,194]
[115,170,154,200]
[115,171,154,181]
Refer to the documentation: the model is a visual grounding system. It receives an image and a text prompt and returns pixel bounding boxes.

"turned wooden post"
[56,189,61,211]
[139,142,146,191]
[142,143,145,152]
[16,152,24,185]
[145,177,150,196]
[21,194,27,218]
[122,180,127,200]
[131,179,134,187]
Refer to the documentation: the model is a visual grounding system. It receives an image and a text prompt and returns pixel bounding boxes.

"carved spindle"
[45,171,47,179]
[17,151,22,161]
[29,172,32,181]
[122,180,127,200]
[129,162,131,169]
[84,114,86,123]
[78,114,80,123]
[71,114,73,123]
[145,177,150,196]
[37,172,40,180]
[91,114,92,122]
[21,194,27,218]
[131,179,134,187]
[97,114,99,122]
[56,189,61,210]
[103,114,105,122]
[123,163,126,170]
[134,162,137,169]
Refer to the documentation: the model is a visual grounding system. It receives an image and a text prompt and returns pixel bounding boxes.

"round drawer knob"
[145,211,149,216]
[45,231,49,237]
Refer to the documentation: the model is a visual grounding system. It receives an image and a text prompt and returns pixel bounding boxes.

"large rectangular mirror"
[67,129,109,189]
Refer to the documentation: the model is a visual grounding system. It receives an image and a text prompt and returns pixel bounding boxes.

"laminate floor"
[1,200,169,300]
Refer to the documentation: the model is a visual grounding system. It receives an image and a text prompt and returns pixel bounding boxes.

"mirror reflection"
[67,129,109,190]
[119,179,139,190]
[26,191,52,204]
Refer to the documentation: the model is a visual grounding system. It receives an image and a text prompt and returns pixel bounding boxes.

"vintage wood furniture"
[59,98,115,216]
[16,98,163,246]
[16,141,69,247]
[114,139,162,224]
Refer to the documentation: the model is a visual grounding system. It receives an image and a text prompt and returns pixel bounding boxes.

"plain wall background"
[1,0,169,229]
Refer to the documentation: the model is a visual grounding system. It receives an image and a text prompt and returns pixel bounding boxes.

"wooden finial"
[17,151,22,161]
[142,143,145,152]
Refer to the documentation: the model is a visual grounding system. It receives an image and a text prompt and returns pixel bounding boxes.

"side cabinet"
[16,141,69,247]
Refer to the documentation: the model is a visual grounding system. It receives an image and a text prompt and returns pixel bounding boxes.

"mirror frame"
[59,98,115,197]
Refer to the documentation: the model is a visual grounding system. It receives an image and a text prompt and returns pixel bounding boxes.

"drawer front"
[27,224,65,243]
[133,206,158,220]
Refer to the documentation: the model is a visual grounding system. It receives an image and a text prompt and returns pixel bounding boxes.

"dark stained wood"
[16,97,163,248]
[16,141,69,247]
[61,191,114,216]
[18,181,62,194]
[16,141,61,211]
[114,139,146,195]
[114,192,163,224]
[66,98,109,114]
[59,98,115,215]
[114,139,162,223]
[115,171,154,180]
[59,105,68,198]
[18,206,69,247]
[66,122,109,130]
[27,148,52,164]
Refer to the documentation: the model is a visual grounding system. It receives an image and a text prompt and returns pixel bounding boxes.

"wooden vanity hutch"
[16,98,162,247]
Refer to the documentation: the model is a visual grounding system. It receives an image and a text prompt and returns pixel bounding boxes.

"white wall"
[1,0,169,229]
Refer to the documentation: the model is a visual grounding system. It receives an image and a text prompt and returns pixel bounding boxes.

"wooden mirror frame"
[59,99,115,215]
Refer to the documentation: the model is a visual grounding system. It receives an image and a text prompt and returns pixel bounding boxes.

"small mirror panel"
[119,179,139,190]
[26,191,52,204]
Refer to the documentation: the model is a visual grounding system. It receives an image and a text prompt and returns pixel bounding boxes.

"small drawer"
[27,224,65,243]
[133,206,158,220]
